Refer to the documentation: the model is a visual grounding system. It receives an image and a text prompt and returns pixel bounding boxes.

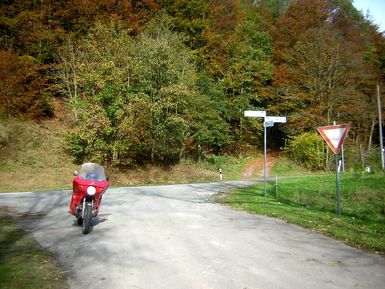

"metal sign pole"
[244,110,266,196]
[318,124,351,216]
[335,153,341,215]
[264,123,267,197]
[244,111,286,198]
[263,120,275,197]
[341,144,345,172]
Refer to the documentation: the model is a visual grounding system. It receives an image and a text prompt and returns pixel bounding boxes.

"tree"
[255,0,385,168]
[155,0,211,50]
[60,19,230,166]
[263,0,381,128]
[0,0,67,64]
[216,5,274,147]
[0,49,52,118]
[289,27,363,130]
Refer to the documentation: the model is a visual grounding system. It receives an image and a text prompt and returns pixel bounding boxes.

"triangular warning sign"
[317,124,351,155]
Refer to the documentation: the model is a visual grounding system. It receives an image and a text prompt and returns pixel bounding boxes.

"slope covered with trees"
[1,0,384,170]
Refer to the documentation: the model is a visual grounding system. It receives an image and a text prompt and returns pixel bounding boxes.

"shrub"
[284,132,326,170]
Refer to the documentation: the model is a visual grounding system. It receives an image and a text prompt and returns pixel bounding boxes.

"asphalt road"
[1,181,384,289]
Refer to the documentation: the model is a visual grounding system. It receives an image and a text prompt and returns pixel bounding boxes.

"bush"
[284,132,326,170]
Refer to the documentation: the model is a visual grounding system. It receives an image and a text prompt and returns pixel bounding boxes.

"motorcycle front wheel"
[82,202,93,234]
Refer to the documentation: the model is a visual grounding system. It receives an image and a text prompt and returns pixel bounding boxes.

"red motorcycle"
[69,163,109,234]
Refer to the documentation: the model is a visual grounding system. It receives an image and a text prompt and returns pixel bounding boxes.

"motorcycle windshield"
[79,163,106,182]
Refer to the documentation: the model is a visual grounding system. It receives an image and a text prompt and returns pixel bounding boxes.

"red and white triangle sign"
[317,124,351,155]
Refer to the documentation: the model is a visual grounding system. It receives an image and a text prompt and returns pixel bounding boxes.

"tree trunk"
[360,143,365,169]
[368,117,376,152]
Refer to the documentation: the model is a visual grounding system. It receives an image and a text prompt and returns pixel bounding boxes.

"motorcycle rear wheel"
[82,202,93,234]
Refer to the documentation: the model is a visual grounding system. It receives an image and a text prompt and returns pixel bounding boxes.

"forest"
[1,0,385,170]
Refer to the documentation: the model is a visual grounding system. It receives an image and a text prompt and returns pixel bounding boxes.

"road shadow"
[71,216,109,233]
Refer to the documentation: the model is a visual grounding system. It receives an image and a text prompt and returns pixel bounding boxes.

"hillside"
[1,0,385,173]
[0,111,223,192]
[0,99,74,191]
[0,117,222,192]
[0,100,240,192]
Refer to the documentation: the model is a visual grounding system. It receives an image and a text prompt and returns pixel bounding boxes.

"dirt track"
[241,152,280,178]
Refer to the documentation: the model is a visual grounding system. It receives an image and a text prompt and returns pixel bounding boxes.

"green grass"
[215,173,385,253]
[0,210,68,289]
[271,154,313,176]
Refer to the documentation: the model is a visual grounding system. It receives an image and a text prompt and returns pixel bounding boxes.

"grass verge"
[214,173,385,253]
[0,209,68,289]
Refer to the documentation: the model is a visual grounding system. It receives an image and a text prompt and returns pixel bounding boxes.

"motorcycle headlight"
[87,186,96,195]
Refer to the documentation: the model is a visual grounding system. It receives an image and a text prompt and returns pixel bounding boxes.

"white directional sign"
[317,124,351,154]
[265,116,287,123]
[243,110,287,197]
[244,110,266,117]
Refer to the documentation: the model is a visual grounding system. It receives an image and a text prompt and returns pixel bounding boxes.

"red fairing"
[69,176,109,216]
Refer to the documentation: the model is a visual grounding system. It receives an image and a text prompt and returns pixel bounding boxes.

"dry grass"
[0,118,219,192]
[0,102,220,192]
[0,118,75,192]
[110,164,218,187]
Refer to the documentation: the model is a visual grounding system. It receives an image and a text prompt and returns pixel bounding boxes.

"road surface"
[1,181,384,289]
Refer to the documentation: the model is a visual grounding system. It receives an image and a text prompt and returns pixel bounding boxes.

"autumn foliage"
[0,0,384,167]
[0,50,52,118]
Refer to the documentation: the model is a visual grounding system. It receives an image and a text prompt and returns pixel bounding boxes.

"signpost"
[317,124,351,215]
[265,116,287,123]
[244,111,286,197]
[244,110,266,118]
